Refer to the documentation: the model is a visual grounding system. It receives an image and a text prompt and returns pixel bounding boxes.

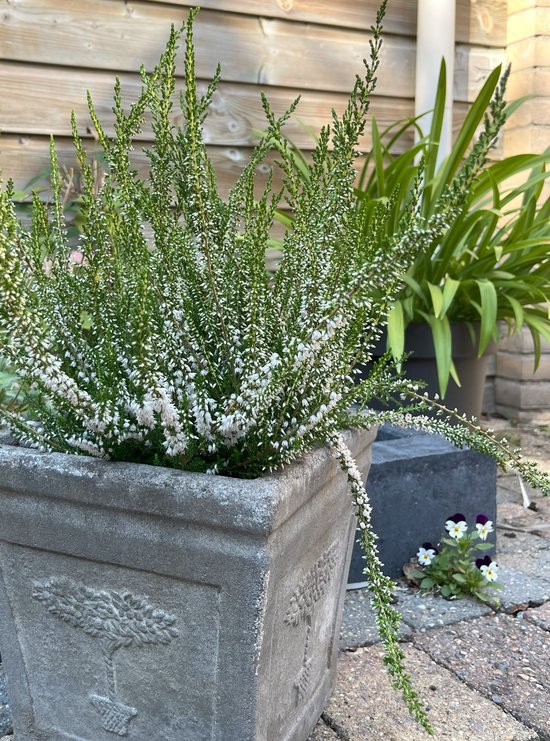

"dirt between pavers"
[523,601,550,632]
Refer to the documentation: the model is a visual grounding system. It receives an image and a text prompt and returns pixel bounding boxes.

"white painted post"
[415,0,456,163]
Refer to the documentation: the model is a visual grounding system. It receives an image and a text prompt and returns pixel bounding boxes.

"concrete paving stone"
[497,528,549,555]
[498,500,550,540]
[307,720,339,740]
[339,588,412,650]
[413,613,550,739]
[323,643,537,741]
[0,666,12,737]
[395,588,493,631]
[497,475,539,504]
[497,563,550,611]
[522,600,550,631]
[498,545,550,580]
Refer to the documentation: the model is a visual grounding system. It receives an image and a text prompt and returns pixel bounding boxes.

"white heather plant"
[1,3,549,734]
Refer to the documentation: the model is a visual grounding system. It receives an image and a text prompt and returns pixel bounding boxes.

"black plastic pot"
[364,322,493,420]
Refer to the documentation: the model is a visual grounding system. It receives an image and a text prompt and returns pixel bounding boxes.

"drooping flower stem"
[329,432,433,735]
[402,390,550,495]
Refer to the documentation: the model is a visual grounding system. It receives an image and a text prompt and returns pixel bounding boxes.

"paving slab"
[414,613,550,739]
[497,563,550,611]
[323,643,536,740]
[497,474,541,505]
[395,588,493,631]
[339,588,412,650]
[495,497,550,611]
[497,528,549,554]
[498,500,550,540]
[498,545,550,579]
[522,601,550,632]
[0,666,11,737]
[497,484,530,506]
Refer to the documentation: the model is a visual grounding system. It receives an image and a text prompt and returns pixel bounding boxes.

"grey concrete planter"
[0,427,376,741]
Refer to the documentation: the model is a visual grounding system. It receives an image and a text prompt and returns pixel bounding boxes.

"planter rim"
[0,427,376,538]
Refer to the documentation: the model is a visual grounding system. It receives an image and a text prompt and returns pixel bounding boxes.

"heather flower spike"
[475,514,494,541]
[445,513,468,539]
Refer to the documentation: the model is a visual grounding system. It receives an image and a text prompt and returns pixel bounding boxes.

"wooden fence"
[0,0,506,196]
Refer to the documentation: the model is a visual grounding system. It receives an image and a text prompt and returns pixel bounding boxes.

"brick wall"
[487,0,550,422]
[495,328,550,422]
[506,0,550,198]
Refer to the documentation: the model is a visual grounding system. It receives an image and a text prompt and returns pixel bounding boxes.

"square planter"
[0,427,375,741]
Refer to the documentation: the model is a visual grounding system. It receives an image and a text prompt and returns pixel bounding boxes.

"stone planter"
[0,427,376,741]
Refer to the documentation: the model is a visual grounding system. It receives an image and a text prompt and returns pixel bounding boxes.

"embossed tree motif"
[284,543,339,704]
[33,577,179,737]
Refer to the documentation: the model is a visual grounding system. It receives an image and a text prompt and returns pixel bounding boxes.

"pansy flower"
[475,514,494,541]
[417,542,438,566]
[445,513,467,539]
[476,555,499,582]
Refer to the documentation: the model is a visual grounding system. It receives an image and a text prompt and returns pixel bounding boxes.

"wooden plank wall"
[0,0,506,198]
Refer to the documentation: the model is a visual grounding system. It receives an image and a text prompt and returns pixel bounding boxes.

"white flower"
[417,546,437,566]
[445,514,468,540]
[475,515,494,541]
[480,561,499,582]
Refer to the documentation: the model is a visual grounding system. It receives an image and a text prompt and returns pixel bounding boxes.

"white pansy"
[480,562,499,582]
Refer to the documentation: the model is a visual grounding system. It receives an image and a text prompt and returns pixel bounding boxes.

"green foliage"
[0,5,549,734]
[413,524,501,606]
[0,354,26,414]
[358,60,550,396]
[278,61,550,398]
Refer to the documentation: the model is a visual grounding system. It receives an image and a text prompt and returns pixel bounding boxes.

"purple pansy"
[475,555,491,569]
[476,555,499,581]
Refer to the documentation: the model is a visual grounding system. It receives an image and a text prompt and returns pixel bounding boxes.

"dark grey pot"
[362,322,493,420]
[398,322,493,420]
[347,425,497,584]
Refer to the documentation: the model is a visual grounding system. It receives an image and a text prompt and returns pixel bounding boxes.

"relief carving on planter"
[33,577,179,737]
[284,542,339,705]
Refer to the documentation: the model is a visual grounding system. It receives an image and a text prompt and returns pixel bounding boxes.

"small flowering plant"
[0,3,549,734]
[411,513,501,605]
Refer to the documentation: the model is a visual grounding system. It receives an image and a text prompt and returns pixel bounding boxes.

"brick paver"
[413,613,550,739]
[317,643,537,740]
